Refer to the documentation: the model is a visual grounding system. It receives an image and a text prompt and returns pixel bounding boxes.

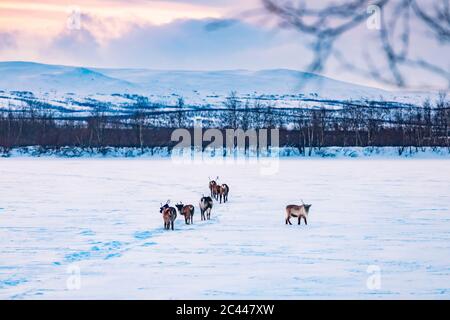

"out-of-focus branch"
[262,0,450,89]
[412,0,450,42]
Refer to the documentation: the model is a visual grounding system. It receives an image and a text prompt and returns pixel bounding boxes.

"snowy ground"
[0,159,449,299]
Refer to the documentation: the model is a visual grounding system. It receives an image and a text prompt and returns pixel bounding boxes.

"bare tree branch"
[262,0,450,89]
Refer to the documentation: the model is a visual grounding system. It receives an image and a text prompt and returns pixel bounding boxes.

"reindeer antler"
[166,199,170,204]
[301,199,305,205]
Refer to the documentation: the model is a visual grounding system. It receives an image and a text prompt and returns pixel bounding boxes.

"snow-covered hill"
[0,62,137,94]
[94,67,390,99]
[0,61,438,115]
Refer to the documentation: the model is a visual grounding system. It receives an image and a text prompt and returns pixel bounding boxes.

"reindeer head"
[304,204,312,214]
[159,200,170,213]
[301,199,312,213]
[175,202,184,213]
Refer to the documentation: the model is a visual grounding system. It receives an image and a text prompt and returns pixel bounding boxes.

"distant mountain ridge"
[0,61,437,109]
[0,61,388,98]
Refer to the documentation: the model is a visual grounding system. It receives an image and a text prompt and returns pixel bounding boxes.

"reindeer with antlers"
[208,177,218,198]
[285,200,312,226]
[160,200,177,230]
[175,202,195,225]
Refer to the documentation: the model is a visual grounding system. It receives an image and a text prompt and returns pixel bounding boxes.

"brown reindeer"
[208,177,218,198]
[199,196,213,220]
[219,184,229,203]
[160,200,177,230]
[285,200,312,225]
[213,184,221,201]
[175,202,195,225]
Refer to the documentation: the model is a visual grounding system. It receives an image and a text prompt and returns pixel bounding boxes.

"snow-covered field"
[0,159,449,299]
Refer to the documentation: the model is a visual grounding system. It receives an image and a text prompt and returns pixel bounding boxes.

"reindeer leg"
[304,217,307,225]
[298,217,301,225]
[288,218,292,225]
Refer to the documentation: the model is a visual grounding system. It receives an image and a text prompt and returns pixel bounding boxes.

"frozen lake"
[0,159,449,299]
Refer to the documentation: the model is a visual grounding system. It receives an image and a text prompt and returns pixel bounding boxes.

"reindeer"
[285,200,312,225]
[199,196,213,220]
[175,202,195,225]
[208,176,218,198]
[160,200,177,230]
[213,184,221,201]
[219,184,229,203]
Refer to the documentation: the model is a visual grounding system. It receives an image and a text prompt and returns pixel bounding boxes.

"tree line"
[1,93,449,155]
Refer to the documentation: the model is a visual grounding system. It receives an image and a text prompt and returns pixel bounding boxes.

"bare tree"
[262,0,450,89]
[175,97,185,128]
[224,91,240,128]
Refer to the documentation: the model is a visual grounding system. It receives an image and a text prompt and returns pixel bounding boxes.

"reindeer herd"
[208,177,229,204]
[159,177,229,230]
[159,177,312,230]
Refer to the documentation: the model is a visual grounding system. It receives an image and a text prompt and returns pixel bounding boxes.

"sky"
[0,0,449,90]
